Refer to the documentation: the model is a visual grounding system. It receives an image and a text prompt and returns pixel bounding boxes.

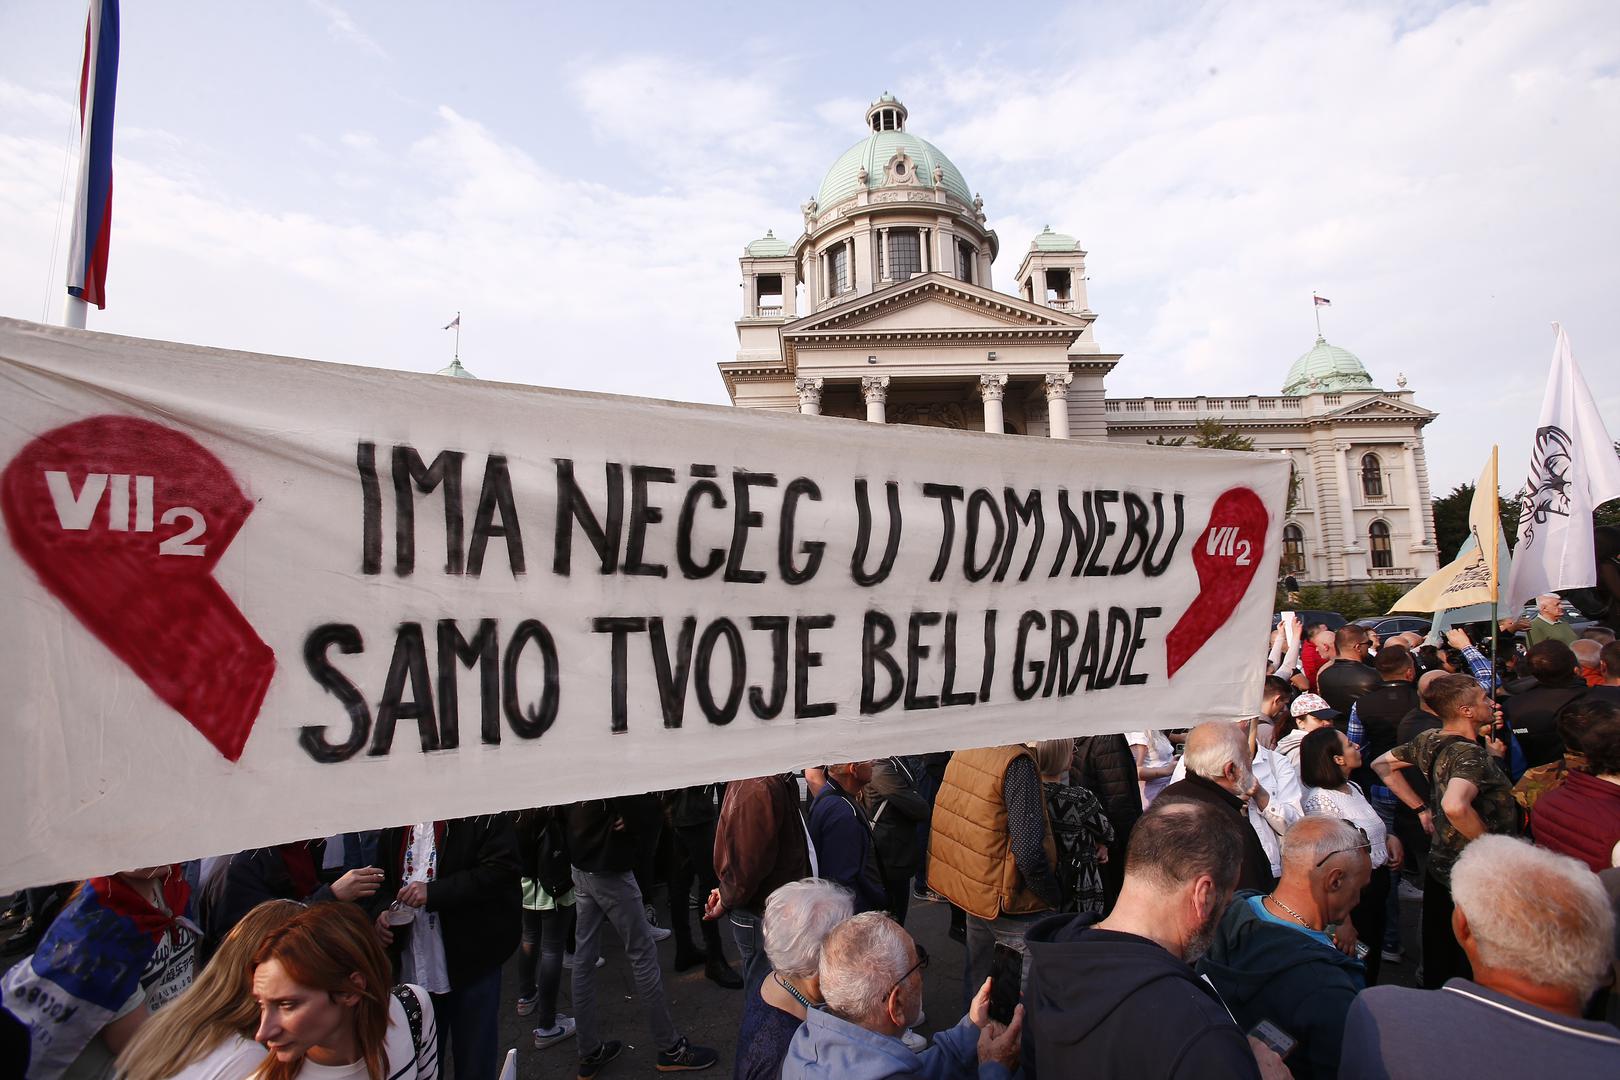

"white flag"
[1503,324,1620,607]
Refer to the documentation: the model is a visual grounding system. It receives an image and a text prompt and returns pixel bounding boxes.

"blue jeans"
[729,909,767,995]
[430,963,501,1080]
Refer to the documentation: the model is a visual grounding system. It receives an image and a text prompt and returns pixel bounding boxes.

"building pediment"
[785,274,1088,334]
[1324,395,1436,422]
[779,274,1092,372]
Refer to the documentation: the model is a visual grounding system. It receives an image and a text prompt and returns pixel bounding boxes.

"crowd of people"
[4,599,1620,1079]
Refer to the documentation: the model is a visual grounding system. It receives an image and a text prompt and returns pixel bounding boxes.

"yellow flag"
[1390,447,1499,613]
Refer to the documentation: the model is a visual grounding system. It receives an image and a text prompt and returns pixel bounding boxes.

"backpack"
[532,810,574,899]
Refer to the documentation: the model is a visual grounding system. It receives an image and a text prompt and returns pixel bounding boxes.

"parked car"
[1514,600,1598,634]
[1273,609,1348,633]
[1354,616,1433,639]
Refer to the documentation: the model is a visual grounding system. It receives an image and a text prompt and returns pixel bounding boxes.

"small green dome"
[745,230,791,257]
[1032,225,1079,252]
[436,358,477,379]
[815,96,973,210]
[1282,336,1375,395]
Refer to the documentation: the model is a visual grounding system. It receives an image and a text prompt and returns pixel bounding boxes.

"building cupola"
[865,92,908,132]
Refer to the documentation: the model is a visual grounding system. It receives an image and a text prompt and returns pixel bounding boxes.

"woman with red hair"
[249,903,436,1080]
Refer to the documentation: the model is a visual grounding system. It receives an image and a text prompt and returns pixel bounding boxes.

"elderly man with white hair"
[1504,593,1579,647]
[734,878,854,1080]
[1198,817,1372,1079]
[781,911,1022,1080]
[1166,719,1300,889]
[1340,835,1620,1076]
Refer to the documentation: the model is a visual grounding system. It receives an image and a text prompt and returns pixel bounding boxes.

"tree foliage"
[1147,418,1256,452]
[1432,482,1520,561]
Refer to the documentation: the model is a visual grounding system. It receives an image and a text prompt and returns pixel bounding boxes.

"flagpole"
[1487,445,1500,698]
[1314,293,1322,337]
[453,311,460,363]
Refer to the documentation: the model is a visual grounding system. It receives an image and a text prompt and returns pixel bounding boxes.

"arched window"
[1282,524,1306,575]
[1361,453,1385,499]
[1369,519,1393,568]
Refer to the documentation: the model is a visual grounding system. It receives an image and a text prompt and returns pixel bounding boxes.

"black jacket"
[1070,734,1142,855]
[210,843,337,949]
[1351,681,1420,790]
[1023,911,1260,1080]
[863,757,931,877]
[564,795,662,874]
[1317,660,1380,725]
[1502,677,1588,768]
[376,816,521,987]
[1198,892,1365,1079]
[1159,774,1274,892]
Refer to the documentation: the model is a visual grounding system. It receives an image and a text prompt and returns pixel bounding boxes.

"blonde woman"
[117,899,303,1080]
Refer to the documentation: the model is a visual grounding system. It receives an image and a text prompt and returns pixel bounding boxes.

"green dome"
[815,96,973,210]
[1032,225,1079,252]
[745,230,790,257]
[436,358,477,379]
[1282,336,1376,396]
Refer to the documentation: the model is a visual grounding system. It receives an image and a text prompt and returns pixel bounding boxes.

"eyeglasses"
[887,949,930,999]
[1315,822,1372,867]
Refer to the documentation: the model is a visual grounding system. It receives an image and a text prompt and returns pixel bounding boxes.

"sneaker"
[900,1029,929,1052]
[656,1036,718,1072]
[515,992,539,1016]
[534,1014,577,1050]
[578,1038,623,1078]
[1380,947,1405,964]
[647,923,673,943]
[1396,878,1425,903]
[910,884,943,903]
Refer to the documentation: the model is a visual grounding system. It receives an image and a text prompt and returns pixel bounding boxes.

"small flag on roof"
[1313,295,1332,307]
[443,315,460,330]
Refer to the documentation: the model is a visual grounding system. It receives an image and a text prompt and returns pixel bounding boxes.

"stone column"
[920,229,931,273]
[1044,373,1072,439]
[862,375,890,424]
[1401,440,1430,553]
[877,228,889,281]
[1333,441,1362,579]
[979,374,1007,433]
[795,377,824,416]
[845,237,856,295]
[853,228,873,293]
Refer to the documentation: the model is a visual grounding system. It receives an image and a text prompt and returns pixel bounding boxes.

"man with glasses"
[1318,626,1381,724]
[781,911,1022,1079]
[1198,817,1373,1080]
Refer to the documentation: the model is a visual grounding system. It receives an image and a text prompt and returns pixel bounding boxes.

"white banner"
[0,318,1288,891]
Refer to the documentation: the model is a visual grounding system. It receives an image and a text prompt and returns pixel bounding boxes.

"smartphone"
[1249,1019,1296,1060]
[987,942,1023,1026]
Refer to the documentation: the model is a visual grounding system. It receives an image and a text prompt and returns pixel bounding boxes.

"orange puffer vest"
[927,745,1057,920]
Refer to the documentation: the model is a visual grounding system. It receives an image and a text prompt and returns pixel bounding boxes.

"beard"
[1181,895,1228,963]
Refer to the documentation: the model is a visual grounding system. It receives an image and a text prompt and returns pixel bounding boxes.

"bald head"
[1281,817,1364,876]
[1572,639,1601,672]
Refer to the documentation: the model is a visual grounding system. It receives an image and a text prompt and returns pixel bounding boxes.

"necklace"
[773,971,820,1011]
[1265,893,1320,931]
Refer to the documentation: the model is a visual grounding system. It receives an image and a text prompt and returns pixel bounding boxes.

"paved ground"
[493,886,1423,1080]
[0,884,1421,1080]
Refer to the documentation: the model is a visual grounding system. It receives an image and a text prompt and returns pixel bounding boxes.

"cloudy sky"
[1,0,1615,499]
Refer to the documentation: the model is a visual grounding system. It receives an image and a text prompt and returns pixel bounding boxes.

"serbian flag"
[65,0,120,310]
[1,871,196,1080]
[1313,294,1332,307]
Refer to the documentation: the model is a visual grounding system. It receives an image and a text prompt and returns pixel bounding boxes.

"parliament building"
[718,94,1441,588]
